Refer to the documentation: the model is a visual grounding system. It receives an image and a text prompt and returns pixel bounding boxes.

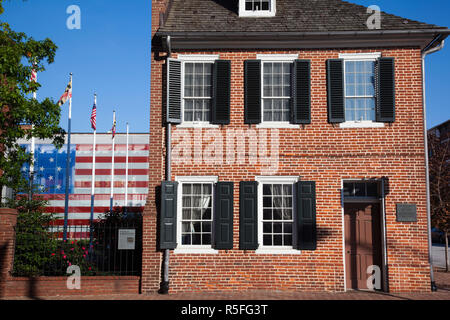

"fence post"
[0,208,18,298]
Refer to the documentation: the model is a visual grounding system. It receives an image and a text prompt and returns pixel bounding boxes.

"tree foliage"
[0,1,65,197]
[429,132,450,233]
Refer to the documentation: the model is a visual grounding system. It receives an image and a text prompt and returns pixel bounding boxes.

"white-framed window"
[177,55,219,128]
[262,62,291,122]
[256,54,299,128]
[175,176,218,254]
[239,0,276,17]
[255,176,300,254]
[339,53,384,128]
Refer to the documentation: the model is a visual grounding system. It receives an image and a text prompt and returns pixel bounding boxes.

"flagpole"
[29,67,37,201]
[63,73,73,241]
[110,110,116,212]
[89,94,97,247]
[124,122,129,213]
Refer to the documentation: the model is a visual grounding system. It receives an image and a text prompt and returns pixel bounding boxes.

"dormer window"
[239,0,276,17]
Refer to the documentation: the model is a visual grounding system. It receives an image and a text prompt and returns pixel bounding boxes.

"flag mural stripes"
[124,122,129,210]
[20,134,149,227]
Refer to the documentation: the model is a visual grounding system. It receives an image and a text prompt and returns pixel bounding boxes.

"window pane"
[263,209,272,220]
[202,234,211,245]
[263,184,272,195]
[184,62,212,122]
[273,223,282,233]
[343,183,354,197]
[367,183,378,197]
[182,234,191,245]
[181,182,214,246]
[273,235,282,246]
[263,62,291,122]
[354,183,365,197]
[182,209,191,220]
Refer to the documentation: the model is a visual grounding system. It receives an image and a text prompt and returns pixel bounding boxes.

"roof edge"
[153,29,450,51]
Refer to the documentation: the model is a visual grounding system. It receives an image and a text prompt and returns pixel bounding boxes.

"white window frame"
[256,54,300,129]
[174,176,219,254]
[239,0,276,17]
[177,55,220,129]
[339,53,385,129]
[255,176,301,255]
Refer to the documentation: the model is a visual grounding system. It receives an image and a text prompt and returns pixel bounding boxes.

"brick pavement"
[3,269,450,300]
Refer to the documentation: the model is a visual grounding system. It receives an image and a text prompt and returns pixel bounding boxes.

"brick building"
[145,0,450,293]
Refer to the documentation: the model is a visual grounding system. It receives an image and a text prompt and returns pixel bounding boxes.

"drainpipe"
[160,35,172,294]
[422,37,445,292]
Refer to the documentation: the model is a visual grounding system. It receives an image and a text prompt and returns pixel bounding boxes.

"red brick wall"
[2,276,140,298]
[141,0,169,294]
[145,44,430,293]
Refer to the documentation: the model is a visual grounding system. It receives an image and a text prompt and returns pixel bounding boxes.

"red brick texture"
[146,1,430,295]
[0,208,18,298]
[1,276,140,298]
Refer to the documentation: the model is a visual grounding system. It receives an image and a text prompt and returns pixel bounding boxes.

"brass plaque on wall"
[396,204,417,222]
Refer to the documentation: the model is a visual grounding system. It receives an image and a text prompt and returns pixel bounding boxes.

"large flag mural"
[20,133,149,226]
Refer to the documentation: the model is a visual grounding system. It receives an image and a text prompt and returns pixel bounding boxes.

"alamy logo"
[66,265,81,290]
[172,128,280,175]
[367,265,382,290]
[66,5,81,30]
[366,5,381,30]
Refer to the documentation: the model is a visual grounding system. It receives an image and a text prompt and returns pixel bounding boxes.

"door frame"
[341,179,388,292]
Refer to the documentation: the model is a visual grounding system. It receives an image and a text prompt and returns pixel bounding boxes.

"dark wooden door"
[344,203,382,290]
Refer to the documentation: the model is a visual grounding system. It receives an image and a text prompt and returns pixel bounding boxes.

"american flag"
[91,104,97,130]
[20,133,149,227]
[30,68,37,83]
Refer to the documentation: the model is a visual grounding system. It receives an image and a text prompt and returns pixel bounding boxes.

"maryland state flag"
[111,117,116,139]
[57,80,72,107]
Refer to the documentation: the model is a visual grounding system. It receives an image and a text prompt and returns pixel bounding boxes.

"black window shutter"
[326,59,345,123]
[294,181,317,250]
[239,181,259,250]
[212,60,231,125]
[166,58,182,124]
[160,181,178,250]
[213,182,234,250]
[291,59,311,124]
[244,60,261,124]
[376,57,395,123]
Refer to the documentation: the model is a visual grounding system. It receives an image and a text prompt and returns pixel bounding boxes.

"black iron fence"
[12,215,142,277]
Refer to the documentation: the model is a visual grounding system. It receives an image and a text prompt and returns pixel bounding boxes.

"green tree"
[429,132,450,272]
[0,0,65,200]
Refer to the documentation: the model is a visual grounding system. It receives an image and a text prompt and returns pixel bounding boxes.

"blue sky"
[1,0,449,132]
[2,0,151,134]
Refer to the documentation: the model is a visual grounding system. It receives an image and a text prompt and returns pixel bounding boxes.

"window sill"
[176,123,219,129]
[339,121,385,129]
[173,248,218,255]
[255,248,301,255]
[256,123,300,129]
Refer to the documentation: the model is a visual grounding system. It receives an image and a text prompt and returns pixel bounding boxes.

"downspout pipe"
[160,35,172,295]
[422,37,445,292]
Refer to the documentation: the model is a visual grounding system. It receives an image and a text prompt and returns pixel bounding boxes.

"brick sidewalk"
[3,269,450,301]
